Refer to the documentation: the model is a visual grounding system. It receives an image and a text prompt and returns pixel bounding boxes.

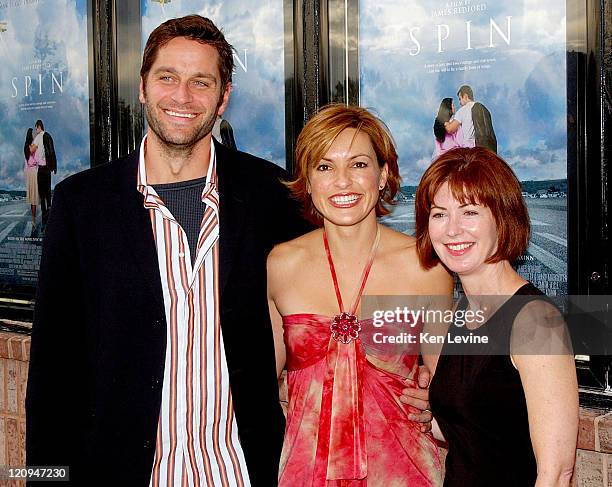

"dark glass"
[285,0,300,172]
[573,0,612,402]
[324,0,611,403]
[326,0,358,105]
[116,0,144,157]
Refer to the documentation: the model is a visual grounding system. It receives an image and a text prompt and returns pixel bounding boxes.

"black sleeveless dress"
[430,283,542,486]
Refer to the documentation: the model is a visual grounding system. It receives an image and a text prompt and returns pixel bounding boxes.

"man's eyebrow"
[152,67,218,81]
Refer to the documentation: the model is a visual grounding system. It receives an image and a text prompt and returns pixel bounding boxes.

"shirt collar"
[136,134,217,201]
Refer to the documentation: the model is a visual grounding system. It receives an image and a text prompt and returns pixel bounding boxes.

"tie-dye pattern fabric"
[278,315,442,487]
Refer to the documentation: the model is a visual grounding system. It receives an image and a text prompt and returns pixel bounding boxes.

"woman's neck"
[323,215,379,261]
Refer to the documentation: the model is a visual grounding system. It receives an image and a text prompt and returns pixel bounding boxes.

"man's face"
[139,37,230,150]
[458,93,469,107]
[35,125,42,135]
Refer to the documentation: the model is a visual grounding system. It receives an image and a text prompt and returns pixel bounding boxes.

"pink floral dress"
[278,229,441,486]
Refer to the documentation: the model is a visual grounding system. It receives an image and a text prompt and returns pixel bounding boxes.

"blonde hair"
[286,104,401,225]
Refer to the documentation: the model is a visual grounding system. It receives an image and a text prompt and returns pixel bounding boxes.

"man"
[26,15,309,486]
[212,115,237,151]
[26,15,430,487]
[32,120,57,226]
[445,85,497,153]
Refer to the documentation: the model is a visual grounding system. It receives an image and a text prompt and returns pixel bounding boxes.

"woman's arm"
[420,264,454,374]
[267,247,287,378]
[419,272,453,442]
[444,119,460,134]
[401,260,453,431]
[512,302,578,486]
[514,353,577,486]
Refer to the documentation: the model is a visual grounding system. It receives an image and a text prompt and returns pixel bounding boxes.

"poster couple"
[23,119,56,232]
[432,85,497,160]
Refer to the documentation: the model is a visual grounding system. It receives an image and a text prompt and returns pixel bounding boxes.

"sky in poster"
[141,0,287,167]
[0,0,90,191]
[360,0,567,185]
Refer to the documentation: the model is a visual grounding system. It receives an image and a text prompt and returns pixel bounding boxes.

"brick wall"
[573,408,612,486]
[0,332,29,487]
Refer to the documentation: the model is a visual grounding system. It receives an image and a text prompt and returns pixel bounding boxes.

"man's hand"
[400,365,432,433]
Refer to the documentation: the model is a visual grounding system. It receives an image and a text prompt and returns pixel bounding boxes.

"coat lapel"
[109,143,245,312]
[216,141,248,296]
[112,152,166,318]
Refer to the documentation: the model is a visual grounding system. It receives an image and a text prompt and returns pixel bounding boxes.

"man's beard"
[143,99,218,154]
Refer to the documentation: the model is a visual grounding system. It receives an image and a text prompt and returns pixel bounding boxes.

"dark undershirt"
[152,177,207,266]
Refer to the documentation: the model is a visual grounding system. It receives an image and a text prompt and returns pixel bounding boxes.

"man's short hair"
[457,85,474,100]
[286,104,401,226]
[140,15,235,93]
[415,147,530,269]
[35,120,44,131]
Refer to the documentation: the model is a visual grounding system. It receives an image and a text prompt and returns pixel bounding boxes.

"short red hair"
[415,147,530,269]
[286,104,401,225]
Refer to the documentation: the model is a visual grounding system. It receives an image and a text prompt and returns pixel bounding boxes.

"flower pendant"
[330,312,361,344]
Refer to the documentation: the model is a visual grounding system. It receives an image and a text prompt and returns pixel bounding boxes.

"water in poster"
[361,0,568,295]
[141,0,287,167]
[0,0,90,292]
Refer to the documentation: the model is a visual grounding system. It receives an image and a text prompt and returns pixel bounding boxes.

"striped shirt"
[137,136,250,487]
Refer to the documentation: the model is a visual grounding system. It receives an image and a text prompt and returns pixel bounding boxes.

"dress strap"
[323,225,381,315]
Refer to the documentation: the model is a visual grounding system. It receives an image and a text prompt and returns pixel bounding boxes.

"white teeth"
[165,110,196,119]
[447,243,473,251]
[331,195,359,204]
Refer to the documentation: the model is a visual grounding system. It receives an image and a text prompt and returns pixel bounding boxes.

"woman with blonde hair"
[268,104,452,486]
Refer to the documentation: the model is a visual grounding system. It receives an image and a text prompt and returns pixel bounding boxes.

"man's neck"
[145,132,213,184]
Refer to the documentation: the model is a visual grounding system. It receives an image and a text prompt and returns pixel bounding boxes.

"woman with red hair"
[268,104,452,486]
[415,147,578,486]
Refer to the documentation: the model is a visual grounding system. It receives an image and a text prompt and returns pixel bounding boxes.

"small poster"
[141,0,288,167]
[0,0,90,296]
[360,0,568,295]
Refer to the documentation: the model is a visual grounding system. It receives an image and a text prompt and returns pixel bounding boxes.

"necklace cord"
[323,225,381,316]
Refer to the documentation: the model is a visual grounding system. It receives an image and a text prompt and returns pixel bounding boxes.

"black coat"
[472,102,497,153]
[26,141,311,486]
[42,132,57,173]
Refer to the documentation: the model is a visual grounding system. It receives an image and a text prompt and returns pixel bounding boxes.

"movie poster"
[0,0,90,295]
[141,0,288,167]
[361,0,568,295]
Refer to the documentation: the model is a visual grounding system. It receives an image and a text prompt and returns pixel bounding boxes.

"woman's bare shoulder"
[380,225,417,249]
[268,229,322,271]
[417,261,454,294]
[378,225,453,294]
